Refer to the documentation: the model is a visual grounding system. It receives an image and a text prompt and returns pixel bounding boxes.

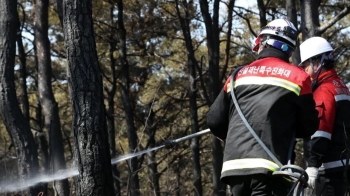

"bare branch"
[318,6,350,34]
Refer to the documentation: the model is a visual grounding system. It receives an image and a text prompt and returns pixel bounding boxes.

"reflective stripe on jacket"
[207,48,319,183]
[307,68,350,172]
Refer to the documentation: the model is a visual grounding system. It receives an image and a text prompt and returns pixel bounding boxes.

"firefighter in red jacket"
[299,36,350,196]
[206,18,319,195]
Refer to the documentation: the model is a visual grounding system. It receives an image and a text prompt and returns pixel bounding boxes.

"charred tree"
[145,105,160,196]
[286,0,300,65]
[0,0,43,195]
[116,0,141,195]
[34,0,70,195]
[105,3,121,195]
[16,14,30,122]
[175,0,203,195]
[198,0,229,195]
[62,0,115,195]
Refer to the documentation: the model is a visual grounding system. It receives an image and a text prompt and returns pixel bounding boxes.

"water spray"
[0,128,211,193]
[0,168,79,193]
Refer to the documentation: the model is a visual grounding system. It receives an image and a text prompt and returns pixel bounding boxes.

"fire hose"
[162,67,310,195]
[164,129,211,148]
[163,129,308,195]
[230,66,309,196]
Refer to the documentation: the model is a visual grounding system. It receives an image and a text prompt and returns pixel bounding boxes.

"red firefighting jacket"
[207,48,319,183]
[307,68,350,173]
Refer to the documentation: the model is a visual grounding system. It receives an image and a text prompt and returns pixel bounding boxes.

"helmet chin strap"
[310,53,326,91]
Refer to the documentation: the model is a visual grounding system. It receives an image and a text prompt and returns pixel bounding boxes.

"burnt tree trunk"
[34,0,70,195]
[145,105,160,196]
[0,0,42,195]
[175,0,203,195]
[105,3,121,195]
[199,0,227,195]
[300,0,321,41]
[116,0,141,195]
[286,0,300,65]
[106,43,121,196]
[62,0,115,195]
[257,0,267,27]
[16,27,30,122]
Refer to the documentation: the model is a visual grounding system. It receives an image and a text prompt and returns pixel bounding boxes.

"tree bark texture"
[56,0,64,27]
[116,0,141,195]
[16,31,30,122]
[199,0,226,195]
[145,106,161,196]
[0,0,42,195]
[106,5,121,195]
[300,0,321,40]
[107,36,121,196]
[62,0,115,195]
[175,1,203,195]
[33,86,50,175]
[257,0,267,28]
[34,0,70,195]
[286,0,301,65]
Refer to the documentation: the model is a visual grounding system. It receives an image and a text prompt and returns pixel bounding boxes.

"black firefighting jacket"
[306,68,350,173]
[206,48,319,184]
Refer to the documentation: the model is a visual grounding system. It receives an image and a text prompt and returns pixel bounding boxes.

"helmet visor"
[260,25,297,46]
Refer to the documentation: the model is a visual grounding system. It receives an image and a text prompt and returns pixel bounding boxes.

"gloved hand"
[305,167,318,189]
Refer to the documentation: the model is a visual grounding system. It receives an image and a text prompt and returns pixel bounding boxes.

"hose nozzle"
[163,129,211,149]
[164,140,177,149]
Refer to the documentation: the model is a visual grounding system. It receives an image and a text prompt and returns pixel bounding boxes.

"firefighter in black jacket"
[207,18,319,195]
[299,37,350,196]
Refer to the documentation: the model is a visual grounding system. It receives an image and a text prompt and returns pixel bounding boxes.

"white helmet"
[252,18,298,52]
[299,37,334,65]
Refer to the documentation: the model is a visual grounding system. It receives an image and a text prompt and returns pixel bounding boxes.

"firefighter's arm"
[206,78,231,140]
[307,137,330,167]
[307,86,335,167]
[295,94,319,138]
[295,77,319,138]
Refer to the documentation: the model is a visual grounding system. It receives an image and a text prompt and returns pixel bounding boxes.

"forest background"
[0,0,350,196]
